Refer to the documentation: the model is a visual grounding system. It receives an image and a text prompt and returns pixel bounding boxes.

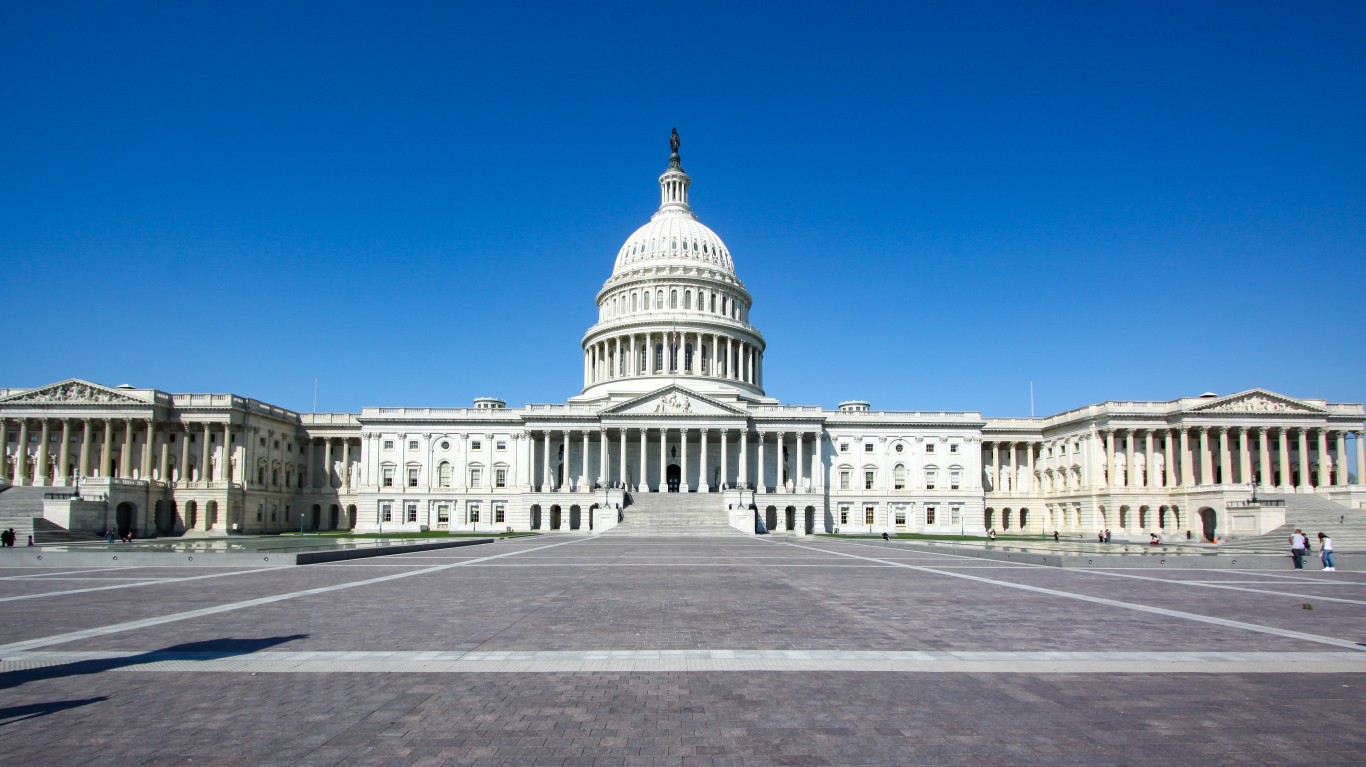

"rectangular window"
[839,443,849,453]
[494,503,506,523]
[926,506,936,525]
[495,468,507,488]
[950,506,961,525]
[383,440,394,450]
[381,502,392,522]
[437,504,450,524]
[926,443,935,453]
[496,441,507,451]
[925,469,937,490]
[470,440,482,451]
[407,468,418,487]
[408,440,418,451]
[839,471,851,491]
[949,443,958,453]
[864,443,874,453]
[864,471,875,490]
[406,503,417,523]
[839,505,850,526]
[382,467,394,487]
[470,467,482,487]
[895,510,907,526]
[469,503,480,523]
[864,506,875,525]
[950,469,961,490]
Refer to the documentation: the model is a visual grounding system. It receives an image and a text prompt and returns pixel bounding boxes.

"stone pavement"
[0,536,1363,766]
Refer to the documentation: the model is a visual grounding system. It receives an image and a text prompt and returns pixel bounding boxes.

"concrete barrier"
[0,538,496,568]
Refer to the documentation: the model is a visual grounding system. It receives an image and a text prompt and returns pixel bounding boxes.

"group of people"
[0,528,32,547]
[1097,529,1112,543]
[1289,529,1335,571]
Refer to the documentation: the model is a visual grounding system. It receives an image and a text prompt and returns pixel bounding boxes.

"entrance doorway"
[311,504,321,531]
[1199,507,1217,542]
[785,506,795,532]
[116,502,136,537]
[154,500,176,536]
[666,464,681,492]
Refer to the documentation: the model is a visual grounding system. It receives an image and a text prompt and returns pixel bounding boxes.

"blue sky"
[2,1,1363,417]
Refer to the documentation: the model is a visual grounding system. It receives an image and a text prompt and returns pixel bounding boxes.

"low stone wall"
[0,537,495,568]
[842,539,1305,570]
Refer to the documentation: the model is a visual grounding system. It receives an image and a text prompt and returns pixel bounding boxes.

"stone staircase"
[1219,493,1366,553]
[608,492,747,537]
[0,485,103,544]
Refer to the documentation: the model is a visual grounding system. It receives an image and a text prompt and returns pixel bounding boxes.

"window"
[408,440,418,451]
[894,443,904,453]
[468,503,481,523]
[494,503,506,523]
[383,440,394,450]
[496,441,507,451]
[926,506,937,525]
[381,502,393,522]
[839,505,850,526]
[441,440,450,450]
[893,464,906,490]
[406,503,417,523]
[864,506,875,525]
[950,505,962,525]
[839,470,851,491]
[438,462,452,488]
[864,443,874,453]
[864,471,875,490]
[950,468,962,490]
[895,509,906,526]
[470,440,482,451]
[382,467,394,487]
[470,467,482,487]
[407,468,419,487]
[437,504,450,524]
[925,468,938,490]
[495,467,507,488]
[926,443,935,453]
[839,442,849,453]
[949,443,959,454]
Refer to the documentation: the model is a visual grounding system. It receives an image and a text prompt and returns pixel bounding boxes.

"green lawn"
[818,532,1041,542]
[280,530,538,539]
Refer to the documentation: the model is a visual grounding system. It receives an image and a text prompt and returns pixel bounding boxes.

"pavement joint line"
[1068,568,1366,605]
[790,539,1366,652]
[0,567,278,604]
[0,566,128,580]
[4,649,1365,674]
[0,537,588,656]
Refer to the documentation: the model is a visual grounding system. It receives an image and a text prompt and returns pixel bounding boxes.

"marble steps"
[610,492,744,537]
[1219,493,1366,552]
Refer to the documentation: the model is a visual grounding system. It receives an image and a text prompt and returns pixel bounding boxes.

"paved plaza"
[1,536,1364,766]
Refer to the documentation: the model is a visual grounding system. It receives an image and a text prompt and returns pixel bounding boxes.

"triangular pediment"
[0,379,148,406]
[603,385,748,417]
[1187,389,1326,415]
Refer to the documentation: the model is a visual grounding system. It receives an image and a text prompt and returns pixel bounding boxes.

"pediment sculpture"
[654,392,693,413]
[1203,393,1313,414]
[2,381,143,405]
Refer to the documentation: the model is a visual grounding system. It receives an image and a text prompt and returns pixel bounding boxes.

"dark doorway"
[551,505,562,530]
[310,504,321,531]
[116,502,136,537]
[765,506,777,532]
[1199,507,1217,542]
[785,506,795,531]
[154,500,176,536]
[330,504,340,530]
[666,464,681,492]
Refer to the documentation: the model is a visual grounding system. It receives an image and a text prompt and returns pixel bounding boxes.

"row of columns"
[0,417,236,487]
[300,436,361,492]
[534,427,823,493]
[585,331,762,388]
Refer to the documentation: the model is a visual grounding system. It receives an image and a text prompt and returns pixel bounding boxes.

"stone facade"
[3,138,1363,539]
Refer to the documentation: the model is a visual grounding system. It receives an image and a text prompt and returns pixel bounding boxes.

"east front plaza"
[1,535,1363,766]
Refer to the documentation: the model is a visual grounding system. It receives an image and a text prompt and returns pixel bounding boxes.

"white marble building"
[3,135,1364,539]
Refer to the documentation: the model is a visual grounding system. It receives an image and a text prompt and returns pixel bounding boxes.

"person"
[26,535,34,547]
[881,532,890,541]
[987,529,997,541]
[1150,533,1161,546]
[1,528,12,547]
[1098,531,1105,544]
[1053,531,1060,542]
[1319,532,1335,571]
[1289,529,1307,570]
[1186,530,1192,541]
[106,529,116,544]
[1104,528,1112,543]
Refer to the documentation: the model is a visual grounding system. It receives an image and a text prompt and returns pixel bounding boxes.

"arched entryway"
[784,505,796,532]
[1019,508,1029,530]
[666,464,681,492]
[764,505,777,533]
[205,500,219,531]
[805,506,816,534]
[311,504,322,532]
[184,500,198,531]
[115,502,136,538]
[530,504,542,530]
[550,504,562,530]
[154,500,176,536]
[984,508,994,529]
[329,504,340,530]
[569,505,582,530]
[1198,507,1217,542]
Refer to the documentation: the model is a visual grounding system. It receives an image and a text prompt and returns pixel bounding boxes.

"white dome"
[612,214,735,275]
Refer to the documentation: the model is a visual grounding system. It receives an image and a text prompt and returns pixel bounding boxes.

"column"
[1121,430,1134,489]
[141,420,154,480]
[598,428,608,486]
[1162,430,1174,488]
[1257,427,1271,486]
[698,428,709,492]
[1356,431,1366,487]
[680,427,690,492]
[540,432,551,491]
[795,432,805,492]
[1198,427,1211,485]
[991,442,1000,490]
[15,420,29,485]
[1335,431,1348,486]
[0,419,6,483]
[1005,441,1016,493]
[1238,427,1252,486]
[726,338,733,379]
[1104,431,1115,488]
[121,419,135,479]
[659,427,667,491]
[739,428,749,487]
[639,427,649,492]
[815,430,824,488]
[777,432,787,491]
[159,432,170,482]
[197,423,209,483]
[1216,427,1230,485]
[619,428,628,486]
[178,425,190,483]
[1143,431,1154,489]
[36,420,50,485]
[757,430,766,492]
[719,428,729,489]
[1180,427,1194,487]
[57,419,71,486]
[1024,441,1034,493]
[78,418,92,479]
[341,437,351,492]
[1278,428,1291,489]
[1297,429,1310,489]
[711,335,718,377]
[1316,429,1330,487]
[556,430,568,490]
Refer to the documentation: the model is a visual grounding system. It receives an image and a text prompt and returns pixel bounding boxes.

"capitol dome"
[574,130,769,404]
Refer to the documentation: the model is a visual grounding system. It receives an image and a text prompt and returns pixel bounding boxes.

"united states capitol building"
[3,134,1364,542]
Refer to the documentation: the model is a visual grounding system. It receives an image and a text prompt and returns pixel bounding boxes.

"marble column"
[0,419,7,482]
[78,418,92,480]
[1257,428,1271,487]
[777,432,787,491]
[1334,431,1348,486]
[1005,441,1016,493]
[36,420,50,486]
[1218,427,1231,485]
[659,427,667,491]
[815,431,825,489]
[698,428,709,492]
[639,427,649,492]
[199,423,211,484]
[991,442,1000,490]
[178,426,190,483]
[1024,441,1035,493]
[1278,428,1291,489]
[1198,428,1212,486]
[16,420,30,485]
[1179,427,1193,487]
[341,438,352,492]
[1238,427,1252,486]
[1162,430,1174,488]
[580,430,590,490]
[1104,431,1115,488]
[598,428,608,486]
[1122,430,1134,489]
[57,419,71,486]
[1143,431,1154,489]
[739,428,749,487]
[542,431,552,491]
[680,427,690,492]
[1297,429,1310,489]
[159,431,170,482]
[560,431,570,490]
[757,430,767,493]
[1356,431,1366,487]
[141,420,154,481]
[619,428,628,486]
[121,419,134,479]
[796,432,805,492]
[719,428,729,489]
[1316,429,1330,487]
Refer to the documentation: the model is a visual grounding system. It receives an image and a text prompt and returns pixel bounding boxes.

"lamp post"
[299,508,305,536]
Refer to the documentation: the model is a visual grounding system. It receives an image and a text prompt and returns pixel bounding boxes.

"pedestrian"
[1289,528,1307,570]
[106,529,115,544]
[1318,532,1335,571]
[1,528,12,547]
[1104,528,1112,543]
[1053,531,1060,542]
[1098,531,1104,544]
[881,532,889,541]
[26,535,34,547]
[987,528,997,542]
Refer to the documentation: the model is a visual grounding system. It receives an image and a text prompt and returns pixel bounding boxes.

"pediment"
[603,386,747,417]
[0,379,147,406]
[1187,389,1326,415]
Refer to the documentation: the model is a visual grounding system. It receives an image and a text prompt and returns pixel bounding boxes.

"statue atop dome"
[670,127,680,153]
[669,127,682,168]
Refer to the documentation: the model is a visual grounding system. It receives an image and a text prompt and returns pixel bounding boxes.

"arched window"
[643,292,651,310]
[639,347,648,372]
[684,291,692,310]
[656,290,663,308]
[655,344,664,370]
[611,298,618,316]
[631,294,638,312]
[710,294,716,313]
[721,296,728,315]
[893,464,907,490]
[700,344,708,374]
[684,343,693,371]
[670,290,678,309]
[438,461,452,488]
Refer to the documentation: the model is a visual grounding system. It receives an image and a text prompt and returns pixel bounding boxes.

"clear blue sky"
[3,1,1363,417]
